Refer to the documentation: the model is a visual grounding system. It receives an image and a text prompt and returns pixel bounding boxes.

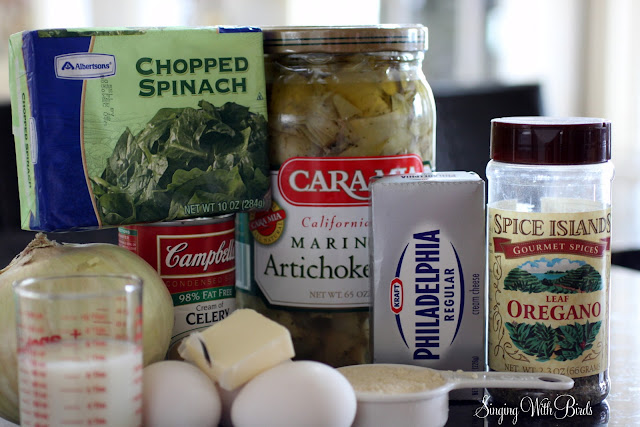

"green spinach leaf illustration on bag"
[91,100,269,225]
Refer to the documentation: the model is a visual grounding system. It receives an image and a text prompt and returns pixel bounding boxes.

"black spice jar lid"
[490,117,611,165]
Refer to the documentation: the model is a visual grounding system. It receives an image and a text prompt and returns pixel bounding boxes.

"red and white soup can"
[119,215,235,359]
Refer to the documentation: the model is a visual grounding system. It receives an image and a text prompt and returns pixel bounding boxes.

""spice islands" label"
[488,207,611,378]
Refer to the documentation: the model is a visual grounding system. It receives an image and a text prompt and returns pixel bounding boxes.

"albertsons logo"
[55,53,116,80]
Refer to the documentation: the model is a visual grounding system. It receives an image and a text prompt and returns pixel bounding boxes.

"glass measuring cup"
[13,274,143,427]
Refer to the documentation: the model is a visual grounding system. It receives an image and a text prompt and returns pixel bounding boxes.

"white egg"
[231,360,357,427]
[143,360,222,427]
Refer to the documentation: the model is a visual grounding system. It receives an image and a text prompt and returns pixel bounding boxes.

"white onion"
[0,233,174,423]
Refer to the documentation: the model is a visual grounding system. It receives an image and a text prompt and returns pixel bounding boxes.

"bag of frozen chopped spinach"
[9,27,269,231]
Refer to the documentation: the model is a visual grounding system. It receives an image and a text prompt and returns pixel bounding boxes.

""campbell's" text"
[165,240,235,272]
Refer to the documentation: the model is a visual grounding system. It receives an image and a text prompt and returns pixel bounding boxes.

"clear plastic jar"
[487,117,613,406]
[236,25,435,367]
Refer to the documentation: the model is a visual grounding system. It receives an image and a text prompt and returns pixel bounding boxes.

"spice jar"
[235,25,436,367]
[486,117,614,406]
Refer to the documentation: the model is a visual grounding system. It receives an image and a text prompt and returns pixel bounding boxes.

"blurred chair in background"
[0,103,17,231]
[433,83,543,181]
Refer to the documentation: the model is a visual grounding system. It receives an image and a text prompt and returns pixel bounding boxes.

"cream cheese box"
[369,172,486,400]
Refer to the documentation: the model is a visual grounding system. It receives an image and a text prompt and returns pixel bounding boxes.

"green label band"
[171,285,236,306]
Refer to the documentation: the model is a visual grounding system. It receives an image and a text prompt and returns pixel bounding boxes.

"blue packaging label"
[9,27,268,231]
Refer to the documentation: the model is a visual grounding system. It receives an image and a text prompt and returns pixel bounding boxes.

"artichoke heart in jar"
[236,25,436,367]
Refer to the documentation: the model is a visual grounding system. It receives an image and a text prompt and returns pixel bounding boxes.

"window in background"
[381,0,584,116]
[2,0,638,249]
[382,0,640,250]
[91,0,193,27]
[582,0,640,251]
[0,0,382,100]
[486,0,585,117]
[30,0,91,27]
[0,0,36,100]
[21,0,381,31]
[188,0,379,26]
[92,0,381,27]
[381,0,492,85]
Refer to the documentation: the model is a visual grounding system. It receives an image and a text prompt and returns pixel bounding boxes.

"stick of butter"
[178,309,295,390]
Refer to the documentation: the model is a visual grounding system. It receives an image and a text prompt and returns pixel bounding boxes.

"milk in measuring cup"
[18,339,142,426]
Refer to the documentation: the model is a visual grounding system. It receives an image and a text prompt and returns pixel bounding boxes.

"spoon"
[338,363,574,427]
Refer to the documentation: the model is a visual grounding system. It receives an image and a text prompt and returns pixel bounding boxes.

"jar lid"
[490,117,611,165]
[262,25,428,54]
